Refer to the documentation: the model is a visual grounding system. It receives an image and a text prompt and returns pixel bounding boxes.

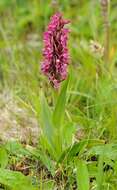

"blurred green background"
[0,0,117,92]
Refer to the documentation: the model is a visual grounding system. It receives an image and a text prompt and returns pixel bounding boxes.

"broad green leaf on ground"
[0,169,37,190]
[88,143,117,160]
[0,147,8,168]
[5,141,30,156]
[76,160,89,190]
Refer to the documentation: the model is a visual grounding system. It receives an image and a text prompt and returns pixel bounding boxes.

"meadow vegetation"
[0,0,117,189]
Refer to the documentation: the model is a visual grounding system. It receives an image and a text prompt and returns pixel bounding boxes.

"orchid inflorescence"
[41,13,70,88]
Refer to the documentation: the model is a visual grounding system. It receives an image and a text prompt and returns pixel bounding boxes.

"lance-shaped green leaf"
[53,78,69,127]
[76,160,89,190]
[40,91,54,146]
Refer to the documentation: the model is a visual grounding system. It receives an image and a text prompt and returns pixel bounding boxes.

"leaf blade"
[76,160,89,190]
[53,78,69,127]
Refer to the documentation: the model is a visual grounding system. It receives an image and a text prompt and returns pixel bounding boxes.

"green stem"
[104,3,110,69]
[101,0,110,69]
[51,0,59,13]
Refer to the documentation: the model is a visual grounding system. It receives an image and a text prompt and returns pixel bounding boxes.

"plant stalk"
[100,0,110,68]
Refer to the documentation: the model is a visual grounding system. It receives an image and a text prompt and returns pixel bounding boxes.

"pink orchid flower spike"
[41,13,70,88]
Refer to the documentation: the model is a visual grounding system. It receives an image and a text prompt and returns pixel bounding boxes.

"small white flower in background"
[89,40,104,58]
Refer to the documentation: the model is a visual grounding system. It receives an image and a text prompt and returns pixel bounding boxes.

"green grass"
[0,0,117,189]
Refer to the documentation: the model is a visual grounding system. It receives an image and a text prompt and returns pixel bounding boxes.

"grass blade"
[76,160,89,190]
[96,153,104,190]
